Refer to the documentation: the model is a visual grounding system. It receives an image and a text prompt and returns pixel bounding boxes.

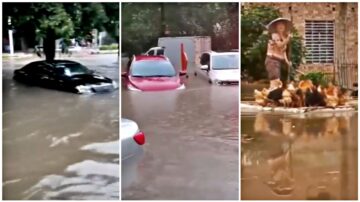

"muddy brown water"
[121,70,239,200]
[3,55,119,200]
[241,83,358,200]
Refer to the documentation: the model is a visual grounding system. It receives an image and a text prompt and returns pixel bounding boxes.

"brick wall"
[242,3,358,78]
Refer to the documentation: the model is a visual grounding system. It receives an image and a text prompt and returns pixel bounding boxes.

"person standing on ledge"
[265,18,292,90]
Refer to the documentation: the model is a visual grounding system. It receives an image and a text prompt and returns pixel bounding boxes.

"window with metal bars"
[305,20,335,64]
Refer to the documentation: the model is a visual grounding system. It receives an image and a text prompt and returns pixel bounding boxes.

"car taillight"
[133,131,145,145]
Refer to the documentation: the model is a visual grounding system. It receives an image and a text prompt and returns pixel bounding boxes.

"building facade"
[243,3,358,87]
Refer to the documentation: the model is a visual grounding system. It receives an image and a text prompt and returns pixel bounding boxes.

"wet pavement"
[3,54,119,200]
[241,84,358,200]
[121,69,239,200]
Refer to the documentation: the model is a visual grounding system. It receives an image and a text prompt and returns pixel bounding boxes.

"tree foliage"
[241,6,306,80]
[300,72,330,86]
[3,3,119,61]
[122,3,238,55]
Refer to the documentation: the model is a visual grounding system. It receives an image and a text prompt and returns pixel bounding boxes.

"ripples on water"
[122,75,239,200]
[3,55,119,200]
[23,141,119,200]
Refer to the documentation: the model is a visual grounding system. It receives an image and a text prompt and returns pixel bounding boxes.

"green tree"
[3,3,119,61]
[241,5,305,80]
[121,3,161,55]
[122,3,238,55]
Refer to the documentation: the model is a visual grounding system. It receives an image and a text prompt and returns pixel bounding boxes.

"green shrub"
[300,72,330,86]
[99,44,119,50]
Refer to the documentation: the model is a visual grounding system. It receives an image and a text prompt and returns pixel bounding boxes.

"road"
[3,54,119,200]
[121,69,239,200]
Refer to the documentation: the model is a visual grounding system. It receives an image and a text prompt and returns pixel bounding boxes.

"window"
[157,49,164,56]
[23,62,46,74]
[305,20,334,64]
[56,63,91,76]
[211,54,239,70]
[147,50,154,56]
[131,60,176,77]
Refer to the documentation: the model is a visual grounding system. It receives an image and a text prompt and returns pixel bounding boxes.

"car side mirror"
[179,71,187,77]
[121,71,128,77]
[200,65,209,71]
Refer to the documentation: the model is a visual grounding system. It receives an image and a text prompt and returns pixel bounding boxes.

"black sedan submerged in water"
[13,60,118,94]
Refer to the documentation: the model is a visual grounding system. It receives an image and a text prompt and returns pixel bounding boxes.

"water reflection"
[241,112,357,200]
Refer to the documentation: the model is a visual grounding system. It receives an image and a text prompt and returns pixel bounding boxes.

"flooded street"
[3,54,119,200]
[121,70,239,200]
[241,111,358,200]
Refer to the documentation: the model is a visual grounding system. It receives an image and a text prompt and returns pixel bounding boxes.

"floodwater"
[121,69,239,200]
[3,54,119,200]
[241,111,358,200]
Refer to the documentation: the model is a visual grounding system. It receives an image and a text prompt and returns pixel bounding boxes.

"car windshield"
[56,63,91,76]
[212,54,239,70]
[130,60,176,77]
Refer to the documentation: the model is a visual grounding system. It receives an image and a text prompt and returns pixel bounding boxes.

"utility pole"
[8,16,14,56]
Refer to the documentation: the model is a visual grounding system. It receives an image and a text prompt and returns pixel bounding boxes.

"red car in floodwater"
[122,55,185,91]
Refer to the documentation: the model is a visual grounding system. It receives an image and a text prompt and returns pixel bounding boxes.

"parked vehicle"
[144,46,165,56]
[194,51,239,85]
[13,60,118,94]
[121,118,145,189]
[122,55,186,91]
[144,36,211,72]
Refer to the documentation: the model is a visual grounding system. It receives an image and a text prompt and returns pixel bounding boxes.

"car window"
[148,50,155,56]
[23,62,48,74]
[56,63,90,76]
[22,63,40,71]
[157,49,164,56]
[130,60,176,77]
[41,64,54,75]
[212,54,239,70]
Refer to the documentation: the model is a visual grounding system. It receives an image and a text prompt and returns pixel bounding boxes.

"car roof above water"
[134,55,168,61]
[27,60,81,68]
[31,60,80,65]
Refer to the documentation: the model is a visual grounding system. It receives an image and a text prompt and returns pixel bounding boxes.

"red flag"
[180,43,188,74]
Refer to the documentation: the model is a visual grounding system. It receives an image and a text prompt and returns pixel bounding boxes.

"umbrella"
[266,18,292,33]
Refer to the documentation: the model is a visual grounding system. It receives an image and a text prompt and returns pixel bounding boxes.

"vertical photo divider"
[119,1,122,200]
[0,1,3,200]
[238,3,241,200]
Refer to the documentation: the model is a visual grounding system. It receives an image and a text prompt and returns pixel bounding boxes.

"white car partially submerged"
[121,118,145,190]
[194,51,239,85]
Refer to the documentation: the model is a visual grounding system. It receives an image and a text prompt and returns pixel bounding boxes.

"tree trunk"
[160,3,166,37]
[228,3,239,50]
[43,29,56,62]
